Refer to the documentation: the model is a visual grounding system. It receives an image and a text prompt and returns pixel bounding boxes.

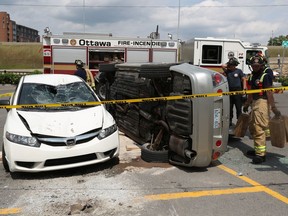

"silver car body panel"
[169,63,229,167]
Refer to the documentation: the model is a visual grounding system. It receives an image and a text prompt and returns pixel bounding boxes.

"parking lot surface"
[0,85,287,216]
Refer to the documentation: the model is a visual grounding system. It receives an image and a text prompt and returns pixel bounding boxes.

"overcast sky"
[1,0,287,45]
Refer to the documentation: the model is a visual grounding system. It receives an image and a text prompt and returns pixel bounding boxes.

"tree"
[268,35,288,46]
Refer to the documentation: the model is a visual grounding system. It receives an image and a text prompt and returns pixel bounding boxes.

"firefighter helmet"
[255,53,268,64]
[75,59,84,67]
[227,57,239,66]
[248,56,265,65]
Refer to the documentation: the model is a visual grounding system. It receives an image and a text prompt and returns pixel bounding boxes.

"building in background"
[0,11,39,42]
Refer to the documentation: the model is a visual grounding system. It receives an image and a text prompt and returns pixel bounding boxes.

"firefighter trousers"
[248,99,269,156]
[229,94,242,122]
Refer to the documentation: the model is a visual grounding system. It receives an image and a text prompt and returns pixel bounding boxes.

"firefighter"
[249,53,275,138]
[243,56,281,164]
[74,59,95,89]
[222,57,247,126]
[257,54,274,138]
[255,52,274,85]
[74,59,87,81]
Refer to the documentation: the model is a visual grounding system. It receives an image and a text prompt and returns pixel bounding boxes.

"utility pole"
[177,0,181,62]
[271,30,273,46]
[177,0,180,41]
[83,0,86,33]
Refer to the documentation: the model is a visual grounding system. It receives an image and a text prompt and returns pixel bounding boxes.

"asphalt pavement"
[0,84,287,216]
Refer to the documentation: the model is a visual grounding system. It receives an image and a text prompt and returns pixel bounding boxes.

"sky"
[1,0,287,45]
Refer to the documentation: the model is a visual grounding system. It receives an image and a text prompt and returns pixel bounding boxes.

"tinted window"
[202,45,222,64]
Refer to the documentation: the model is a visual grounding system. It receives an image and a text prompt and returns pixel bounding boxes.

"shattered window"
[18,82,97,109]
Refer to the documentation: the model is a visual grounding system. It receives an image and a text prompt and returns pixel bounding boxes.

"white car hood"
[17,106,104,137]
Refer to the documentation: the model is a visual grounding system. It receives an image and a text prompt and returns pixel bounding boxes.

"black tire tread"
[141,143,169,163]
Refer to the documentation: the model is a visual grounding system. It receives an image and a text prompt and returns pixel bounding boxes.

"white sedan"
[0,74,120,173]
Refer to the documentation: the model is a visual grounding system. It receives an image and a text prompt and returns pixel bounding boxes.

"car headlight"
[97,124,118,140]
[6,131,40,147]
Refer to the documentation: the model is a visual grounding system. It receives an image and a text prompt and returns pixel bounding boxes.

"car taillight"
[215,140,222,147]
[212,73,224,87]
[212,151,221,160]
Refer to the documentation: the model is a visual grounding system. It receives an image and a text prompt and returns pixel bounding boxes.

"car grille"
[44,148,117,167]
[44,153,97,166]
[34,128,101,146]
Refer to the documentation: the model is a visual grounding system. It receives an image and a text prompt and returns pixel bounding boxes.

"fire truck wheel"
[96,83,106,100]
[2,145,9,172]
[141,143,169,163]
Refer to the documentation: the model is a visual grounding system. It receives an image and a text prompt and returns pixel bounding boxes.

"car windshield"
[17,82,98,110]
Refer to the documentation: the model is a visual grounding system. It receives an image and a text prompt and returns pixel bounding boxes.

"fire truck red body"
[43,32,179,76]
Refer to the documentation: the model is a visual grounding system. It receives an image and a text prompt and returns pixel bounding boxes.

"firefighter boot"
[246,150,256,156]
[252,155,266,164]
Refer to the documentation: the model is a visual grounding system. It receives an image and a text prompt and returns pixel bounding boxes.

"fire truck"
[180,37,268,75]
[42,32,179,76]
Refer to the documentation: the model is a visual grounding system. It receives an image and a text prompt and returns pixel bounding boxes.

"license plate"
[213,108,221,128]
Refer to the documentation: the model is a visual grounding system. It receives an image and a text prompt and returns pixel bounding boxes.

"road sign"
[282,40,288,47]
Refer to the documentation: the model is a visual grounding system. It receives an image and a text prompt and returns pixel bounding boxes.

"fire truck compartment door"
[53,47,86,63]
[153,50,177,63]
[126,49,149,63]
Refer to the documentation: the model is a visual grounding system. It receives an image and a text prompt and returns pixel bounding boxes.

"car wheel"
[96,82,106,100]
[141,143,169,163]
[2,145,9,172]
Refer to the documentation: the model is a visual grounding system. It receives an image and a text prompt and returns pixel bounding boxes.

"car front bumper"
[4,130,120,173]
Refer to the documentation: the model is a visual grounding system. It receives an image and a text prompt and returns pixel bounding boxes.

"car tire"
[139,63,176,78]
[141,143,169,163]
[99,63,117,72]
[96,82,106,100]
[2,145,9,172]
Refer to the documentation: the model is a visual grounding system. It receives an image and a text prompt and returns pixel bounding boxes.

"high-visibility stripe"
[255,145,266,153]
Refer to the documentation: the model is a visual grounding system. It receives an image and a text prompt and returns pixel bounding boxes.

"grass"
[0,42,42,69]
[0,42,286,69]
[267,46,286,57]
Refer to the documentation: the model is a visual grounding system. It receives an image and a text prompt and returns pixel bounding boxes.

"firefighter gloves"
[271,106,281,117]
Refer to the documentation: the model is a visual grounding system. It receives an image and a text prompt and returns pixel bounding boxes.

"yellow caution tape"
[0,93,13,98]
[0,87,287,109]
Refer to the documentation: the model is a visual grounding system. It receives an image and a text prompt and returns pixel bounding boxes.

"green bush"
[0,73,21,85]
[281,79,288,86]
[0,70,42,85]
[277,76,288,86]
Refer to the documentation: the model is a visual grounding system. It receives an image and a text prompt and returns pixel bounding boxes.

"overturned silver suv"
[99,62,230,167]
